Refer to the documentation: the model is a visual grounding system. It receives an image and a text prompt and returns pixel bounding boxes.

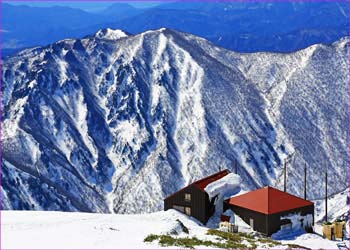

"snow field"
[3,210,348,249]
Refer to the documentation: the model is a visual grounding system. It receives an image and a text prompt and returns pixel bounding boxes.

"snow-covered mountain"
[2,28,349,213]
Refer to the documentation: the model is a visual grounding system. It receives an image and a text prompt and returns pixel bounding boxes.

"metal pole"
[284,160,287,192]
[325,170,328,222]
[304,163,307,200]
[235,160,238,174]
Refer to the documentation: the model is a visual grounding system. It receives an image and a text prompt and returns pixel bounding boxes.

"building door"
[249,218,254,229]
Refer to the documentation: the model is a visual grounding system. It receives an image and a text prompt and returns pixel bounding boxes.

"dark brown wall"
[225,204,269,234]
[224,202,314,236]
[267,205,314,236]
[164,184,211,224]
[203,190,217,222]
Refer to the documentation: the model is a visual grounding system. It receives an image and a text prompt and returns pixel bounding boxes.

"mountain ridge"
[2,28,349,213]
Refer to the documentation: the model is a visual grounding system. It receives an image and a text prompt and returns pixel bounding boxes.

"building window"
[280,223,292,230]
[185,193,191,202]
[185,207,191,216]
[173,205,185,213]
[280,219,292,230]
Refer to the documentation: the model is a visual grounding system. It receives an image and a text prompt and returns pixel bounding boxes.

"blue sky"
[3,1,162,12]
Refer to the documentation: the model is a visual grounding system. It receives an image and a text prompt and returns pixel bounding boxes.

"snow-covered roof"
[164,170,232,200]
[204,173,241,200]
[193,169,231,190]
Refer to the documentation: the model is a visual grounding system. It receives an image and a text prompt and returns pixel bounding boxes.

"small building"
[224,186,314,236]
[164,169,230,224]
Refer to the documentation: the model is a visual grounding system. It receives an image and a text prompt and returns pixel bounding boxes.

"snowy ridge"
[95,28,128,41]
[2,28,349,214]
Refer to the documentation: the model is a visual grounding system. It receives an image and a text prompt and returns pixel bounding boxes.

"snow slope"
[281,233,349,249]
[2,28,349,214]
[314,188,349,223]
[1,210,206,249]
[2,210,348,249]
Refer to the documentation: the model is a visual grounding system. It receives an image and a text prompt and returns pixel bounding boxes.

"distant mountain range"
[1,3,141,56]
[2,28,349,213]
[2,2,349,57]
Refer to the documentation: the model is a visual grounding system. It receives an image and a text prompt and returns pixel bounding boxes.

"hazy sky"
[3,1,162,12]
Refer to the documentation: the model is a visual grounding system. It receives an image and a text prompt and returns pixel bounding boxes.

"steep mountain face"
[2,28,349,214]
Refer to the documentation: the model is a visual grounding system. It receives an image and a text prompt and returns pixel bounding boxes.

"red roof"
[226,186,313,215]
[194,169,230,190]
[165,169,230,199]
